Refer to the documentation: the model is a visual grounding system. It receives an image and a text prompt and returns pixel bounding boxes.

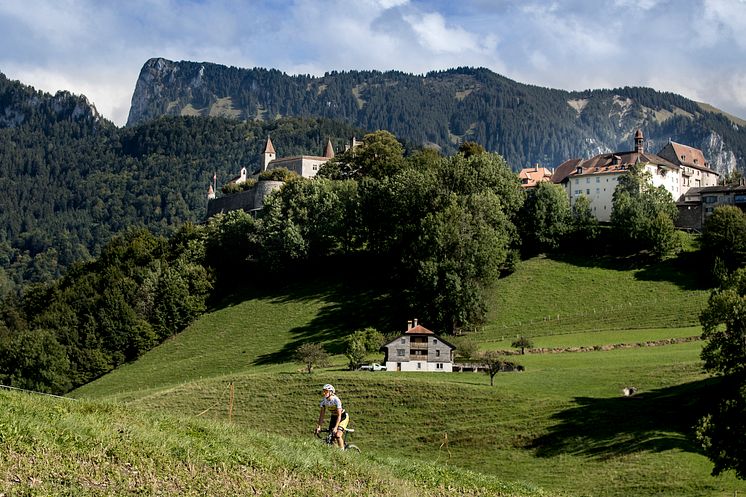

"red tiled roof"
[551,158,582,183]
[405,324,435,335]
[554,150,676,183]
[518,167,553,188]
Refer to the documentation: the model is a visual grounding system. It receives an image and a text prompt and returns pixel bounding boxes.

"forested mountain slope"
[0,72,361,292]
[128,58,745,173]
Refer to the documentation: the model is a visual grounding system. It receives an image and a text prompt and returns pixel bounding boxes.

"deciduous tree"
[294,342,330,374]
[697,268,746,478]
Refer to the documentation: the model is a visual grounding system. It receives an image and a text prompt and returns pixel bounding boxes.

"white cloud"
[1,0,745,124]
[404,12,482,53]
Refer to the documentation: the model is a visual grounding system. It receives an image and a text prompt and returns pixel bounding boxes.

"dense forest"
[0,72,363,294]
[129,59,746,172]
[4,128,744,397]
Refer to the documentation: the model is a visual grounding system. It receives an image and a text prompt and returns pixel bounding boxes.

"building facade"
[552,130,719,222]
[380,320,456,372]
[262,136,335,178]
[676,183,746,230]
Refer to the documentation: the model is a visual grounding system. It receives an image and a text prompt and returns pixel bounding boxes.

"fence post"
[229,382,234,423]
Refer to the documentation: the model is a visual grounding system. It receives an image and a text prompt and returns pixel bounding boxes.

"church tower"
[634,129,644,154]
[263,136,276,170]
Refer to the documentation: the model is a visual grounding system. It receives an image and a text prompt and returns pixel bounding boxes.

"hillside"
[0,70,363,291]
[128,58,745,173]
[70,256,746,497]
[0,388,547,496]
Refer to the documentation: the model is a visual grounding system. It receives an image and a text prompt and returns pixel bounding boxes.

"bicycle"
[316,426,361,453]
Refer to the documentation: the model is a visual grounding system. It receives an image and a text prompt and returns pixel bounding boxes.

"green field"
[36,255,746,495]
[1,388,546,496]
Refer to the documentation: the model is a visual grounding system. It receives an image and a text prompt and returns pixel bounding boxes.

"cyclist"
[315,383,348,449]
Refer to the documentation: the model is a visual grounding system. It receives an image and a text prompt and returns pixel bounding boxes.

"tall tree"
[611,163,679,258]
[518,181,571,255]
[697,268,746,479]
[701,205,746,275]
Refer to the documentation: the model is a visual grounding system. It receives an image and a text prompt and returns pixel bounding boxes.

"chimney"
[407,320,412,330]
[413,318,418,328]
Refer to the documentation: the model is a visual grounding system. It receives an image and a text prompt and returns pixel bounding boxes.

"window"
[586,189,590,195]
[433,339,438,344]
[436,350,441,357]
[596,177,600,183]
[586,178,590,184]
[596,188,600,194]
[575,178,579,185]
[417,363,421,369]
[436,363,443,370]
[704,196,718,204]
[401,338,406,344]
[397,349,405,356]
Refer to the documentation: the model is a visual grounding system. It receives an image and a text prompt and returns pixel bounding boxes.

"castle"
[206,136,350,217]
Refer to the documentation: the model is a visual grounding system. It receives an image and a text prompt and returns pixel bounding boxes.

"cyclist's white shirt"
[320,394,342,412]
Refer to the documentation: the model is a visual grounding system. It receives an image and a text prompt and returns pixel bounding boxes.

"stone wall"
[206,180,284,218]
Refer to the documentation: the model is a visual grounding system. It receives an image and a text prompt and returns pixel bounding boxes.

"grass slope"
[107,344,744,497]
[68,255,746,496]
[482,254,709,343]
[0,389,548,497]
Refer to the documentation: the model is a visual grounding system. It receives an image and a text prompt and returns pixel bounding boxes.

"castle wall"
[206,180,284,218]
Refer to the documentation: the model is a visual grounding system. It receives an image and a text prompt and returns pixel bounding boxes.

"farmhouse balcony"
[409,343,428,350]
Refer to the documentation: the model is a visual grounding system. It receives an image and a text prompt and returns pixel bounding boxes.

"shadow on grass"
[547,250,711,292]
[210,254,410,365]
[531,377,721,459]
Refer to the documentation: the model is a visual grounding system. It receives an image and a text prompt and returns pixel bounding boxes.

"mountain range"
[128,57,745,174]
[2,57,746,293]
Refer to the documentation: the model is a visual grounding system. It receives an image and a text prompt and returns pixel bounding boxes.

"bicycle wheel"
[345,443,361,453]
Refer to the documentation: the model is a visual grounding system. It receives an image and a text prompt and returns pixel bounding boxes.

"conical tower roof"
[264,136,276,154]
[324,138,335,159]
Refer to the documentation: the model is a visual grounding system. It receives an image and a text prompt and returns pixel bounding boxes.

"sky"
[1,0,745,127]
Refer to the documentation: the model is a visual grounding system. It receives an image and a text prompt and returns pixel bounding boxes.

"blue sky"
[1,0,745,126]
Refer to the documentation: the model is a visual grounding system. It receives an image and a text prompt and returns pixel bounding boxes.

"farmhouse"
[380,320,456,372]
[552,130,719,222]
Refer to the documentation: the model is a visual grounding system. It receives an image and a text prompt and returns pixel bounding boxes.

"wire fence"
[0,383,77,401]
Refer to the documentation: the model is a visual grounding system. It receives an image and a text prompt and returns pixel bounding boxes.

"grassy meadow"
[0,389,547,496]
[43,254,746,495]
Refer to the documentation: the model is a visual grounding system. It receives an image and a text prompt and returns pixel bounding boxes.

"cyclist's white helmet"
[322,384,335,393]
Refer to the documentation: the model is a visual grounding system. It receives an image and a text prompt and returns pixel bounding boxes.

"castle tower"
[634,129,644,154]
[324,138,335,159]
[263,136,276,170]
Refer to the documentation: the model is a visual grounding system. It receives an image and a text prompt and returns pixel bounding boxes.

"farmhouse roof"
[406,324,435,335]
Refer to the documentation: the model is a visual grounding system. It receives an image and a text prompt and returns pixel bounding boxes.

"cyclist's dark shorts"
[329,410,349,432]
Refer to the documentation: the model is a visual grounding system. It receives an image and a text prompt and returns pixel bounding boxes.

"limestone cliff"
[126,58,746,174]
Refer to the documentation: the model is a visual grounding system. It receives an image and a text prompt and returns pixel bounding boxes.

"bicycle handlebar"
[315,427,355,438]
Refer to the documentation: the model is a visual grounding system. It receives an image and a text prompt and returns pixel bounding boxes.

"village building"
[380,320,456,372]
[552,130,719,223]
[261,136,335,179]
[518,165,553,189]
[676,182,746,230]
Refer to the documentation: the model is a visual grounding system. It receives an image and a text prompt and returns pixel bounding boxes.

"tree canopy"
[611,163,679,258]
